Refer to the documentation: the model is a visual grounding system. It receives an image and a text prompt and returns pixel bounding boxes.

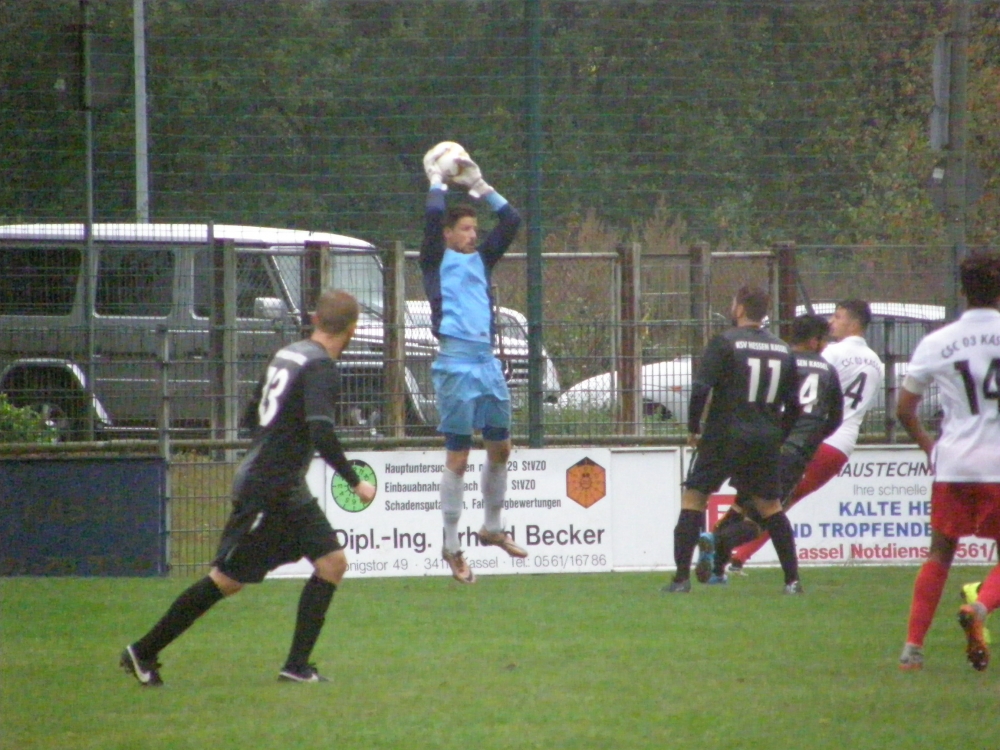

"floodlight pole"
[134,0,150,222]
[81,0,97,441]
[945,0,970,319]
[525,0,544,447]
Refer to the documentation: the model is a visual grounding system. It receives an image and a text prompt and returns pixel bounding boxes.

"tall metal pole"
[82,0,97,440]
[525,0,544,447]
[945,0,970,319]
[134,0,150,222]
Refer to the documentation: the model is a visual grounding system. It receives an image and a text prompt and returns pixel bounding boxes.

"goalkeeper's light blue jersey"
[439,248,492,344]
[418,186,521,345]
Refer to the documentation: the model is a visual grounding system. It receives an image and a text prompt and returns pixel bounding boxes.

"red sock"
[906,559,950,647]
[731,533,770,565]
[973,564,1000,613]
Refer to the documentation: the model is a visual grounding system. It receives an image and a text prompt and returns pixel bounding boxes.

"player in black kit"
[700,313,843,582]
[663,285,801,594]
[121,290,376,686]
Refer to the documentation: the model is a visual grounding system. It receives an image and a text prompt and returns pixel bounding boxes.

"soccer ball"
[429,141,470,180]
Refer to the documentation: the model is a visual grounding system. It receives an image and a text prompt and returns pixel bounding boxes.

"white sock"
[440,468,464,552]
[481,460,507,532]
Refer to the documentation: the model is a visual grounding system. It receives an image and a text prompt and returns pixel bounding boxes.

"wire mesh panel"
[169,453,234,576]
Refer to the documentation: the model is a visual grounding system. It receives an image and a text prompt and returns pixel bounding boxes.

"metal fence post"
[689,241,711,380]
[157,323,172,571]
[302,241,330,334]
[775,241,797,340]
[384,241,407,438]
[210,238,237,453]
[617,242,641,435]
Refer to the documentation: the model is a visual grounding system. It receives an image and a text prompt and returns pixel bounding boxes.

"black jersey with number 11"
[688,325,800,441]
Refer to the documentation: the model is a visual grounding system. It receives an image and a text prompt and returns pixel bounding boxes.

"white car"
[555,301,945,433]
[556,356,692,425]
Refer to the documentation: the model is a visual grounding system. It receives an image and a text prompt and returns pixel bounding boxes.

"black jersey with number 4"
[238,338,359,507]
[688,325,800,441]
[784,351,843,457]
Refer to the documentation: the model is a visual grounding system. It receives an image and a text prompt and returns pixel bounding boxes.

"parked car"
[556,357,692,424]
[0,223,556,440]
[555,302,945,435]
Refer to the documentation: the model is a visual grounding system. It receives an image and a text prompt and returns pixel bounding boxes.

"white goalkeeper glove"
[423,143,450,188]
[451,155,493,199]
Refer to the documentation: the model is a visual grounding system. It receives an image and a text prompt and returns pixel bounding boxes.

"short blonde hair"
[314,289,359,335]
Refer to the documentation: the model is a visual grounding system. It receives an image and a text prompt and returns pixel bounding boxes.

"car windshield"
[270,250,384,317]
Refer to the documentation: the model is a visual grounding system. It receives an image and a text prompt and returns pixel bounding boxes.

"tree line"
[2,0,998,254]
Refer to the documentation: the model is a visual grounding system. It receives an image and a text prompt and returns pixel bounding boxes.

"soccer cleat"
[661,578,691,594]
[694,532,715,584]
[707,573,728,585]
[898,643,924,671]
[783,580,804,595]
[442,549,476,584]
[278,664,330,683]
[727,558,748,576]
[960,582,992,644]
[958,604,990,672]
[120,645,163,687]
[478,526,528,558]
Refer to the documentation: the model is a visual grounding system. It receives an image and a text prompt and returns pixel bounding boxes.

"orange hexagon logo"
[566,457,606,509]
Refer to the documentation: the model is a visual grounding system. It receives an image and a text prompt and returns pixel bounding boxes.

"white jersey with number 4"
[821,335,885,456]
[903,308,1000,482]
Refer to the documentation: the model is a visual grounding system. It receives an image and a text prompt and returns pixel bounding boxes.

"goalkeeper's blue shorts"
[432,340,511,442]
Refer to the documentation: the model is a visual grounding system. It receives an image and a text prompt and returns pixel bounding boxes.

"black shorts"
[685,433,782,499]
[212,498,343,584]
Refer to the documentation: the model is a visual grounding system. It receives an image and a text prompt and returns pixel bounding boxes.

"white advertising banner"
[270,447,614,579]
[267,444,993,580]
[703,446,998,567]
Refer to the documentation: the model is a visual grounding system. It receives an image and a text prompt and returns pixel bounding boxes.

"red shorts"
[931,483,1000,541]
[785,443,849,508]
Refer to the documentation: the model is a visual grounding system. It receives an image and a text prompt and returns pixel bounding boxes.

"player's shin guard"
[763,511,799,585]
[481,460,507,532]
[440,467,464,552]
[132,575,225,660]
[904,559,949,647]
[673,509,702,580]
[285,575,336,671]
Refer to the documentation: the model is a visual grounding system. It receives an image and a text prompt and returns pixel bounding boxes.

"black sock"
[764,511,800,585]
[714,519,761,575]
[673,509,702,580]
[285,575,336,670]
[133,576,225,660]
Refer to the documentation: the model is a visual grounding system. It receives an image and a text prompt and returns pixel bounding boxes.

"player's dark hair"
[835,299,872,330]
[735,285,770,322]
[960,252,1000,307]
[444,204,477,230]
[314,289,359,335]
[788,313,829,345]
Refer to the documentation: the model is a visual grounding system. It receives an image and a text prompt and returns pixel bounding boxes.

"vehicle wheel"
[12,394,86,442]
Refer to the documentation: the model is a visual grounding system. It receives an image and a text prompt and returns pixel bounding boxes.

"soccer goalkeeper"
[420,142,527,584]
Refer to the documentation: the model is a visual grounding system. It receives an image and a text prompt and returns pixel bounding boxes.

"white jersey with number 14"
[821,335,885,457]
[904,308,1000,482]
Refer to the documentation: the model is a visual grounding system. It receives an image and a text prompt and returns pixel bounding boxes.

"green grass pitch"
[3,566,999,750]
